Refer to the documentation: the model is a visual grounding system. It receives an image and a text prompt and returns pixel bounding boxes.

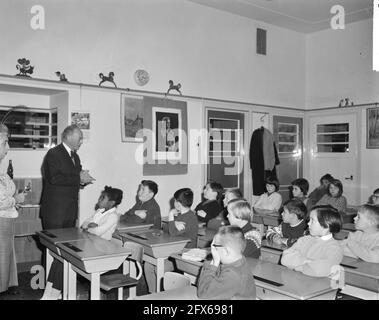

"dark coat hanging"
[249,127,280,196]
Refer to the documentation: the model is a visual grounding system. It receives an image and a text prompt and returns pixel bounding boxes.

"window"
[277,122,298,154]
[316,123,349,153]
[0,108,57,149]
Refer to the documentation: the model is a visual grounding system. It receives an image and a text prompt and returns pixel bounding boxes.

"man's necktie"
[70,151,76,165]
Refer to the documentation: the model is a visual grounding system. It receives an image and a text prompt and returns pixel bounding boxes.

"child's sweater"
[168,210,198,248]
[343,230,379,263]
[197,256,256,300]
[81,207,120,240]
[266,220,308,247]
[281,234,343,277]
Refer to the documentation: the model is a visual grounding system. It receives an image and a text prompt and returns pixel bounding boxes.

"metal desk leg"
[156,258,165,293]
[45,248,53,282]
[128,260,137,299]
[63,259,69,300]
[67,263,77,300]
[90,272,101,300]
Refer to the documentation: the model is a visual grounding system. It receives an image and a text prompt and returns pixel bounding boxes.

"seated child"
[266,199,308,247]
[144,188,198,293]
[207,188,243,230]
[316,179,347,213]
[167,188,199,248]
[119,180,161,229]
[308,173,334,205]
[290,178,313,214]
[253,176,282,214]
[227,199,261,258]
[368,188,379,206]
[195,181,223,225]
[197,225,256,300]
[342,204,379,263]
[281,205,343,277]
[81,186,123,240]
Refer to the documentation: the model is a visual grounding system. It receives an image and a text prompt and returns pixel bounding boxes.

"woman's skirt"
[0,217,18,292]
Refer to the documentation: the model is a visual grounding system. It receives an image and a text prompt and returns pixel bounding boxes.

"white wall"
[0,0,306,109]
[306,19,376,109]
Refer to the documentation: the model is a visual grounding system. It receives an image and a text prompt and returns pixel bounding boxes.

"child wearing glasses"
[281,205,343,277]
[197,225,256,300]
[342,204,379,263]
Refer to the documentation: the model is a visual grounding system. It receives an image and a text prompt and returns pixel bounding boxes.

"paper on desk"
[182,248,208,262]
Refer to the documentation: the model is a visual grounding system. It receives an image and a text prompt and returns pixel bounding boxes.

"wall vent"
[256,28,267,55]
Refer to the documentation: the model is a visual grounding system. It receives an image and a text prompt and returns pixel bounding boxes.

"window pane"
[317,134,349,143]
[278,135,296,143]
[278,123,297,133]
[279,144,296,153]
[9,137,50,149]
[317,123,349,133]
[317,144,349,153]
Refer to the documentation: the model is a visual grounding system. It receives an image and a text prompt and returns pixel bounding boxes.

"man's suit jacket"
[40,143,82,228]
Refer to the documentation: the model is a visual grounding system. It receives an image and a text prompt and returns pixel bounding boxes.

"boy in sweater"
[342,204,379,263]
[281,205,343,277]
[266,199,308,247]
[144,188,198,292]
[197,225,256,299]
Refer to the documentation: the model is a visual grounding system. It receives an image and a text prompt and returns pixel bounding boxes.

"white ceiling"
[187,0,373,33]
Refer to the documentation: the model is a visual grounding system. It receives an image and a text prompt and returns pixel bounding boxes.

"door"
[273,116,303,202]
[206,109,244,193]
[309,113,359,205]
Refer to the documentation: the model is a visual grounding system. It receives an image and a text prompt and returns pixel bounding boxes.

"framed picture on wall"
[152,106,182,160]
[367,107,379,149]
[71,111,90,130]
[121,94,144,142]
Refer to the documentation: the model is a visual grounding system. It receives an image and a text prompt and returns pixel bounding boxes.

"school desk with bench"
[113,228,189,292]
[171,250,337,300]
[37,228,132,300]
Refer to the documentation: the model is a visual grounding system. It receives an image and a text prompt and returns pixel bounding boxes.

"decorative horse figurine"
[16,58,34,77]
[99,72,117,88]
[55,71,68,82]
[166,80,182,96]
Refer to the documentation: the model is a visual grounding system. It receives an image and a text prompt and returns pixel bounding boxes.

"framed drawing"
[152,107,182,161]
[121,94,144,142]
[142,96,188,176]
[367,107,379,149]
[71,112,90,130]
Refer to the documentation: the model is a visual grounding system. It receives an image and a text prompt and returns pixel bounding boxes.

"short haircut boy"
[102,186,123,206]
[327,179,343,197]
[283,199,307,220]
[312,205,342,234]
[174,188,194,208]
[291,178,309,195]
[361,204,379,229]
[265,176,280,191]
[227,200,251,223]
[141,180,158,196]
[208,181,224,200]
[217,225,246,254]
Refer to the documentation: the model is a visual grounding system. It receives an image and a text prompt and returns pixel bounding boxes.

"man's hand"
[210,241,221,267]
[14,191,25,205]
[134,210,147,219]
[80,170,95,185]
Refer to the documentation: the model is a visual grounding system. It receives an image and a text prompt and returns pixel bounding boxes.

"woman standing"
[0,124,25,295]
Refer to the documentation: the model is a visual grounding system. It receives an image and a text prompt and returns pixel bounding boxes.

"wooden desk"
[260,239,286,264]
[57,237,131,300]
[135,285,198,300]
[116,229,189,292]
[116,222,153,232]
[252,210,281,235]
[171,252,337,300]
[340,256,379,299]
[37,228,92,300]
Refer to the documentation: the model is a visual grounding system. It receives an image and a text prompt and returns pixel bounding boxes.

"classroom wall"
[0,0,306,109]
[306,18,378,204]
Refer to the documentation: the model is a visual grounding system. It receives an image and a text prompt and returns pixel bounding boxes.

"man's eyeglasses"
[372,194,379,199]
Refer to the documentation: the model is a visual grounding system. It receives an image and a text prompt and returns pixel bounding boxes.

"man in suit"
[40,124,95,300]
